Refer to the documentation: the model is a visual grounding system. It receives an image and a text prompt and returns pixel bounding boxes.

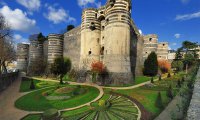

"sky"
[0,0,200,50]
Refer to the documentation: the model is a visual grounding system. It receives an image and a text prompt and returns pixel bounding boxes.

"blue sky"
[0,0,200,50]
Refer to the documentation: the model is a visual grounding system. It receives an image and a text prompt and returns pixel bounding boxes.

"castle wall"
[43,40,48,63]
[142,34,169,61]
[80,8,101,70]
[157,42,168,60]
[28,39,43,66]
[17,43,29,72]
[143,34,158,61]
[63,27,81,69]
[47,34,63,64]
[79,0,135,85]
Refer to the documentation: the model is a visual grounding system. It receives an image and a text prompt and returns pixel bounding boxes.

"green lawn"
[104,72,185,116]
[15,85,99,111]
[134,76,151,85]
[62,95,140,120]
[19,78,58,92]
[61,106,91,117]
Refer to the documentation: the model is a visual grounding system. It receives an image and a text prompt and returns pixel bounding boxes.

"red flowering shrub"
[158,59,171,73]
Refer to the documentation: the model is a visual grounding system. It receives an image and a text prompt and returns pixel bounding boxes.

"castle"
[17,0,169,85]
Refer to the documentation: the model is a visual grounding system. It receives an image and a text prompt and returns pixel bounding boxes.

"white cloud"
[0,6,37,32]
[13,34,28,43]
[77,0,101,8]
[16,0,41,12]
[175,11,200,21]
[139,29,143,35]
[174,33,181,39]
[44,4,76,24]
[168,46,172,50]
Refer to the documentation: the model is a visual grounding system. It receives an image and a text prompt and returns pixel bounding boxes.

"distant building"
[143,34,169,61]
[168,50,176,62]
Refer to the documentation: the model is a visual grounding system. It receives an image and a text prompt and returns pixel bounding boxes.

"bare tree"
[0,14,15,74]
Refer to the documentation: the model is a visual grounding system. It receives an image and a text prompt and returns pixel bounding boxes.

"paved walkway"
[0,73,29,120]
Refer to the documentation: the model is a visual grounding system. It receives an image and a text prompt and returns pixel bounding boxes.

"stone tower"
[157,42,168,60]
[143,34,158,60]
[28,34,43,72]
[17,43,29,72]
[47,34,63,64]
[80,0,134,84]
[143,34,169,61]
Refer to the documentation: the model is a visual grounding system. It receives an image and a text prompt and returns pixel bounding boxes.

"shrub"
[143,52,158,76]
[91,61,106,83]
[171,60,184,72]
[167,73,171,78]
[159,75,162,81]
[177,79,181,88]
[98,100,106,107]
[166,85,173,99]
[181,77,185,83]
[151,77,154,83]
[155,92,163,109]
[42,109,59,120]
[30,79,35,90]
[158,59,171,73]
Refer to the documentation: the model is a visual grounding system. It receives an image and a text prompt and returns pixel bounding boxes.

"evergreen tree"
[181,76,185,83]
[159,75,162,81]
[177,79,181,88]
[151,77,154,83]
[67,25,75,31]
[37,32,47,43]
[30,79,35,89]
[155,92,163,109]
[166,85,173,99]
[175,48,183,60]
[143,52,158,76]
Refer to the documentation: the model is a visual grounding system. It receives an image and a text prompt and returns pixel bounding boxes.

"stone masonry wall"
[63,26,81,70]
[187,66,200,120]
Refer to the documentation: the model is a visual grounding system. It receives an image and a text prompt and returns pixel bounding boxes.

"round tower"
[103,0,132,76]
[80,8,101,70]
[28,35,43,68]
[47,34,63,64]
[17,43,29,72]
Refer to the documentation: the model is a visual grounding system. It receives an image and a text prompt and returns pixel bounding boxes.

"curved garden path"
[30,77,104,112]
[103,75,167,90]
[1,74,169,120]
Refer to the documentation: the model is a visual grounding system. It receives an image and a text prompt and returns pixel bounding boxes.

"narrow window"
[102,26,105,30]
[88,51,92,55]
[149,38,152,41]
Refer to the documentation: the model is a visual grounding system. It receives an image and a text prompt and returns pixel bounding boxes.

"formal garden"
[16,41,199,120]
